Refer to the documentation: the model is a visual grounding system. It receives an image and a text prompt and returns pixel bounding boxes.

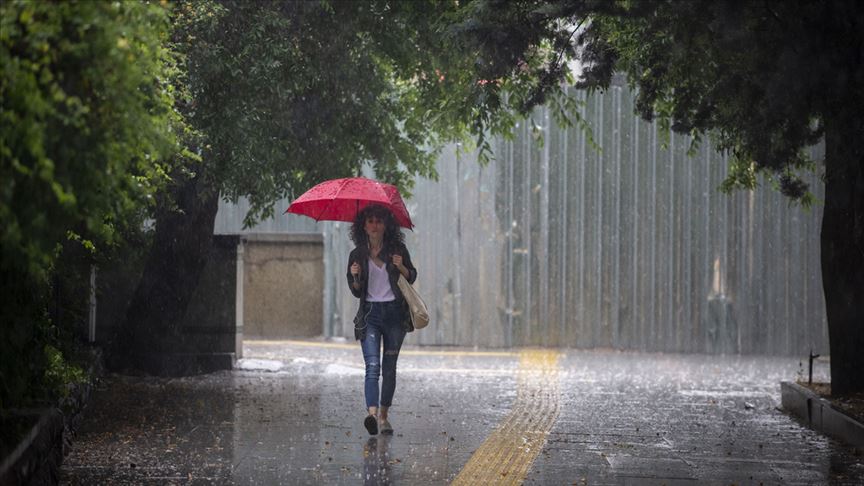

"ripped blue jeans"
[359,301,406,409]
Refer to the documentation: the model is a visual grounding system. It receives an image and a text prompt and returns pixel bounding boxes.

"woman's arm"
[397,245,417,284]
[347,249,363,298]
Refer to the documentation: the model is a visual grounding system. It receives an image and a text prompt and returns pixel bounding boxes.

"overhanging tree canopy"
[0,0,183,408]
[119,0,534,370]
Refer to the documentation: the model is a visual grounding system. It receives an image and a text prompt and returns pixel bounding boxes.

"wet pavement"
[60,340,864,485]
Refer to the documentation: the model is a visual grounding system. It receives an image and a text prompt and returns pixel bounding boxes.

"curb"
[781,381,864,448]
[0,408,64,486]
[0,347,104,486]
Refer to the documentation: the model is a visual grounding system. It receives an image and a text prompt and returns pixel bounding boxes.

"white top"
[366,258,395,302]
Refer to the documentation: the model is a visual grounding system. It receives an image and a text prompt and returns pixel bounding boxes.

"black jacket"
[347,242,417,340]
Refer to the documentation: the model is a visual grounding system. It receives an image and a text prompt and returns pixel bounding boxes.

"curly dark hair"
[349,204,405,251]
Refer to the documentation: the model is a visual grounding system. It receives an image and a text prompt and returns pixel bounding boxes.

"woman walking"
[347,204,417,436]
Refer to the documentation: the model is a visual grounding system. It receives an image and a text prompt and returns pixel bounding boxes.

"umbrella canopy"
[286,177,414,229]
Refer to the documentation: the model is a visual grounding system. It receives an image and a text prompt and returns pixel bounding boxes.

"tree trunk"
[821,106,864,396]
[114,171,220,375]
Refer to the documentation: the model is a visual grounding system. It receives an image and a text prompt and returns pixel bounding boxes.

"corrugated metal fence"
[216,85,828,356]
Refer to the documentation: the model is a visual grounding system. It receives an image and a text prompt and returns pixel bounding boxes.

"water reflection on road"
[59,340,862,485]
[364,436,392,485]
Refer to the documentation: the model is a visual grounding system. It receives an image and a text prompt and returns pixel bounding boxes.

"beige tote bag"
[397,274,429,329]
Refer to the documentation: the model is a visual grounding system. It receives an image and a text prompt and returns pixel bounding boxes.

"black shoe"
[364,414,378,435]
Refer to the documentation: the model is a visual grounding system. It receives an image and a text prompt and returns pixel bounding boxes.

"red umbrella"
[286,177,414,229]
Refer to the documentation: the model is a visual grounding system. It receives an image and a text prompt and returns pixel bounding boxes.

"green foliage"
[585,0,833,202]
[451,0,864,204]
[1,0,183,280]
[0,267,51,410]
[0,0,184,410]
[172,0,465,225]
[168,0,603,224]
[0,262,91,410]
[719,155,758,194]
[442,0,619,162]
[43,344,87,399]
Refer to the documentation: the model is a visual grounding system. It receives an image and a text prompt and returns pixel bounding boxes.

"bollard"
[808,349,820,385]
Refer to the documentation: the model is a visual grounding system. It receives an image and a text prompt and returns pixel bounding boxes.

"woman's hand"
[392,254,408,278]
[350,262,361,289]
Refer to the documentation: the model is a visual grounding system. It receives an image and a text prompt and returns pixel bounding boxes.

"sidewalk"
[60,340,864,485]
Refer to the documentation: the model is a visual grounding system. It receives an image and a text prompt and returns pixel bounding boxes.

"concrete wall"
[241,234,323,338]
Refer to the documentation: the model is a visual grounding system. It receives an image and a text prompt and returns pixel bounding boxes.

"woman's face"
[364,216,385,240]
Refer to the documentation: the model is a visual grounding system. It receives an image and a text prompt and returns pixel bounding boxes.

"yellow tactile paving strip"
[451,349,561,485]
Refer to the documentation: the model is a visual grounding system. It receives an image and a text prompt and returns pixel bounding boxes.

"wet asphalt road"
[60,340,863,485]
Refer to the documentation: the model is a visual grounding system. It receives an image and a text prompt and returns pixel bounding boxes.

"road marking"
[451,349,561,485]
[245,339,518,357]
